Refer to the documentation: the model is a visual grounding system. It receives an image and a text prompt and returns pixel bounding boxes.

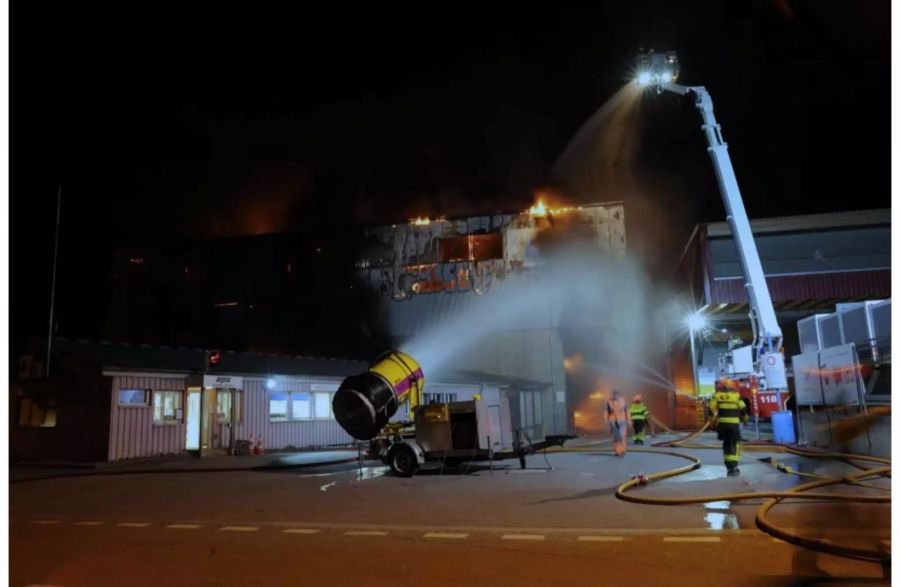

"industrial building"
[670,208,891,434]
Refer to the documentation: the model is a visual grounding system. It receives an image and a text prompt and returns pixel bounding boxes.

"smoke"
[552,82,698,276]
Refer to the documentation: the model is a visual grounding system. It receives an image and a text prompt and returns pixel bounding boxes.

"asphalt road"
[10,449,890,586]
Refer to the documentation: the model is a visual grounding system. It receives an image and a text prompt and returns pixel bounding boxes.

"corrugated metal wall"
[235,379,354,449]
[108,375,188,461]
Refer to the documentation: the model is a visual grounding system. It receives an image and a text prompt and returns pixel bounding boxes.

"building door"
[185,388,201,451]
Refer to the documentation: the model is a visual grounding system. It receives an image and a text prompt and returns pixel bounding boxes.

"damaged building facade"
[356,202,628,438]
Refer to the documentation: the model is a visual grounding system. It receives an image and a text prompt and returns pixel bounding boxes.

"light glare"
[637,71,652,86]
[661,71,673,82]
[685,312,708,332]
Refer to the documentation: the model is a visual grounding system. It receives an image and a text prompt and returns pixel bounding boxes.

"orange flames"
[410,217,431,226]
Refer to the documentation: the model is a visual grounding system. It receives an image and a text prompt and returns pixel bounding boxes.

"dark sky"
[11,1,891,342]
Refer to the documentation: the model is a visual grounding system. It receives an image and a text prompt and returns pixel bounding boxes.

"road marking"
[320,482,337,492]
[31,520,60,525]
[221,526,259,532]
[664,536,721,543]
[166,524,201,530]
[502,534,545,541]
[424,532,469,539]
[283,528,321,534]
[578,536,626,542]
[344,531,389,537]
[117,523,150,528]
[74,521,103,526]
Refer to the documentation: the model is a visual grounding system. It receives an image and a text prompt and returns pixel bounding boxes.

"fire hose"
[543,427,891,565]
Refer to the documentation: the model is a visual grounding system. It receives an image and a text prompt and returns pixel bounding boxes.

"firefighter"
[709,378,748,476]
[629,394,651,445]
[606,389,630,457]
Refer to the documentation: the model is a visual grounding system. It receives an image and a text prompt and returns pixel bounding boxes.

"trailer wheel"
[388,445,418,477]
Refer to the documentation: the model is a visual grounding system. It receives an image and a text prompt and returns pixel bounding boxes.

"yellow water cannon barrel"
[332,350,425,440]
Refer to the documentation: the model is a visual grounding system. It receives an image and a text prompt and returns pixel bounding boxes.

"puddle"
[705,512,740,530]
[355,466,389,482]
[704,500,731,510]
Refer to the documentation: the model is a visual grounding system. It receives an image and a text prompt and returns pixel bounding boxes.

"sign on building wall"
[204,375,243,389]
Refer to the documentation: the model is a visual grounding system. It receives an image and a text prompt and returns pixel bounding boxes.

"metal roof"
[705,208,889,237]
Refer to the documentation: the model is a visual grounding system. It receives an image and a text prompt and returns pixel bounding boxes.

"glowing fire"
[528,199,548,217]
[410,217,431,226]
[563,354,583,372]
[527,198,581,218]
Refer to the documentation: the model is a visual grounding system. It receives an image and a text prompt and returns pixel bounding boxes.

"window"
[119,389,149,406]
[269,392,289,420]
[291,393,311,419]
[17,396,57,428]
[216,390,242,423]
[153,391,183,424]
[314,392,332,419]
[270,391,333,421]
[424,392,458,404]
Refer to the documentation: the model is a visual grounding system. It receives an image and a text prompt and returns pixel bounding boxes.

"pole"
[46,187,62,378]
[689,328,700,396]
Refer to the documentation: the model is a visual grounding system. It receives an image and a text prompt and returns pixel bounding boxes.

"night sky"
[11,1,891,345]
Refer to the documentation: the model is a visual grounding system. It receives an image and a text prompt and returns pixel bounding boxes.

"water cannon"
[636,49,679,91]
[332,350,424,440]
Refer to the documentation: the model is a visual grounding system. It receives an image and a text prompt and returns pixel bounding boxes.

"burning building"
[356,200,627,437]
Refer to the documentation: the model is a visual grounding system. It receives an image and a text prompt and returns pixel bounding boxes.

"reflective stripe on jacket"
[710,391,747,425]
[629,402,649,421]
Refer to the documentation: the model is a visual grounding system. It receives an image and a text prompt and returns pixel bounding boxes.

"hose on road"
[543,426,891,565]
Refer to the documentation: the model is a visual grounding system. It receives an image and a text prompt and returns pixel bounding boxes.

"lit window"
[314,392,332,419]
[269,392,289,420]
[291,393,311,419]
[118,389,148,406]
[17,395,57,428]
[153,391,183,424]
[216,390,242,423]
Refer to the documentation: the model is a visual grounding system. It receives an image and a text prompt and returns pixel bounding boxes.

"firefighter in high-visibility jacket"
[629,394,651,445]
[709,379,749,476]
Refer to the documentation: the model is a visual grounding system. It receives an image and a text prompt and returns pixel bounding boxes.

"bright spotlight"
[266,378,276,390]
[685,312,708,332]
[661,71,673,83]
[637,71,652,86]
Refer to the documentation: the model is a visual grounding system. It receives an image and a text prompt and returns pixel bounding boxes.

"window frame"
[152,390,184,425]
[118,388,150,407]
[268,392,290,421]
[290,392,312,420]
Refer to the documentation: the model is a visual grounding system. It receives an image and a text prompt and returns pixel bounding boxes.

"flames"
[528,200,548,217]
[410,217,431,226]
[527,197,582,218]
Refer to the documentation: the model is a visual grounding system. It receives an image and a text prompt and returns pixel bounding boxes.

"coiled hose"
[545,419,891,565]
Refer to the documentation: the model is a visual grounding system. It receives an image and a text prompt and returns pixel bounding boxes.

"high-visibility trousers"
[718,425,742,470]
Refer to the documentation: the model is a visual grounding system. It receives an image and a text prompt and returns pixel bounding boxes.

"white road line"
[166,524,201,530]
[344,531,389,537]
[664,536,721,543]
[221,526,259,532]
[320,482,337,492]
[31,520,60,525]
[283,528,321,534]
[502,534,545,541]
[424,533,469,539]
[117,523,150,528]
[578,536,626,542]
[74,521,104,526]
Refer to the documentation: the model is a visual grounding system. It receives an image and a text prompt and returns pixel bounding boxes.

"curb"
[10,456,362,485]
